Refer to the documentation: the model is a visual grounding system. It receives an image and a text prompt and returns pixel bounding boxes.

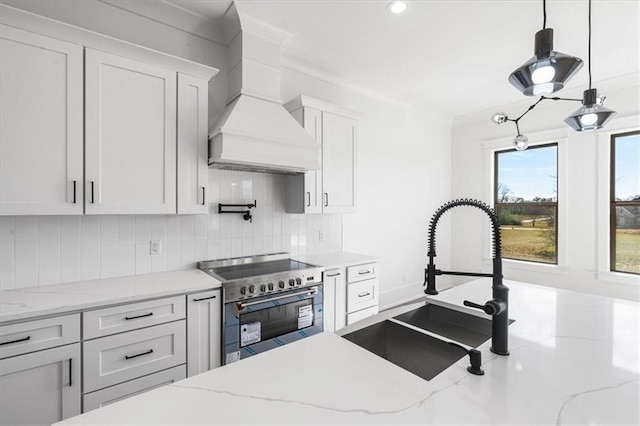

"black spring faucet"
[424,199,510,356]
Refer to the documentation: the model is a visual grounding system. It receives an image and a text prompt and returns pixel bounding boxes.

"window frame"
[610,130,640,276]
[494,142,559,265]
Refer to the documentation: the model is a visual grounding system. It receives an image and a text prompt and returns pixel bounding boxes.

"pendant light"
[509,0,583,96]
[564,0,617,131]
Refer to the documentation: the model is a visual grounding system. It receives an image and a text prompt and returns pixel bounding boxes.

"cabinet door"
[0,343,80,425]
[303,107,323,213]
[177,73,208,215]
[187,289,221,377]
[85,49,177,214]
[285,106,323,214]
[324,268,346,332]
[0,25,83,215]
[322,112,356,213]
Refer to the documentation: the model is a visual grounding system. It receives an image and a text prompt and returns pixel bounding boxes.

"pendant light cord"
[543,0,547,29]
[588,0,592,89]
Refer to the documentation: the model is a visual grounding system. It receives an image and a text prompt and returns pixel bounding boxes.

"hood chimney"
[208,4,320,174]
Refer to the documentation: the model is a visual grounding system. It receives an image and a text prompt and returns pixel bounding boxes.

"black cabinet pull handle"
[326,272,341,277]
[193,295,217,302]
[69,358,73,387]
[324,193,328,207]
[91,181,95,204]
[358,270,371,275]
[202,186,206,205]
[358,292,371,298]
[306,192,311,207]
[124,312,153,320]
[0,336,30,346]
[72,180,77,204]
[125,349,153,360]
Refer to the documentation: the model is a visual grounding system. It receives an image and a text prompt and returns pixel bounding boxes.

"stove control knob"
[278,281,285,289]
[248,285,256,293]
[260,284,266,293]
[288,279,295,287]
[240,286,247,295]
[296,277,302,286]
[268,283,274,291]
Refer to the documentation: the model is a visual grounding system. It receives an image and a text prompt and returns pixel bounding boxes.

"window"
[494,143,558,264]
[611,131,640,275]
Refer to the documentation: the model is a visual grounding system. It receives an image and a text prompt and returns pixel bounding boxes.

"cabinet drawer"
[346,278,379,313]
[347,305,379,326]
[83,296,185,339]
[83,365,186,412]
[0,314,80,359]
[346,262,378,283]
[83,321,186,393]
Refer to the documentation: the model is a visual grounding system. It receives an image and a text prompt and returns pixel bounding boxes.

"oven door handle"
[237,287,318,310]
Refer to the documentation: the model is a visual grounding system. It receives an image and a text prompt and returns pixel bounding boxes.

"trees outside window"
[494,144,558,264]
[611,131,640,275]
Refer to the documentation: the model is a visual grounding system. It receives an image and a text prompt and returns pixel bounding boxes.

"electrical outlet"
[318,231,324,241]
[150,240,161,255]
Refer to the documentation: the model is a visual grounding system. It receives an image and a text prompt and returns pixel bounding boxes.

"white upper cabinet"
[284,96,357,214]
[286,106,323,214]
[85,49,177,215]
[177,73,208,215]
[322,111,356,213]
[0,25,83,215]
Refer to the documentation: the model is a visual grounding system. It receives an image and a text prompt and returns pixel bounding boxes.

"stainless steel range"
[198,253,324,365]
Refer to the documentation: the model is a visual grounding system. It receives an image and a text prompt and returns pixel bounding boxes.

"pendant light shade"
[564,89,617,131]
[509,29,584,96]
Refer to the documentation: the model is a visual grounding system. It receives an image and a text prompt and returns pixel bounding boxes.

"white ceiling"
[167,0,640,118]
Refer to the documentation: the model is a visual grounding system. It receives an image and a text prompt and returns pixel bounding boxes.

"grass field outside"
[500,227,555,263]
[500,227,640,272]
[615,230,640,274]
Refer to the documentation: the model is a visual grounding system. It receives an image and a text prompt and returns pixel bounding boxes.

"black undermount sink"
[342,303,515,381]
[394,303,495,347]
[342,320,467,381]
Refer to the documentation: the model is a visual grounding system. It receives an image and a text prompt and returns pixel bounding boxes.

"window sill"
[597,271,640,286]
[483,258,569,276]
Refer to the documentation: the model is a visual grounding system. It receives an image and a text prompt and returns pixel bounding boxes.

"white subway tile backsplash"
[1,171,342,289]
[166,215,181,271]
[231,237,242,257]
[241,236,252,256]
[194,239,207,263]
[81,216,100,281]
[37,217,60,285]
[14,217,38,288]
[100,216,118,279]
[219,237,232,258]
[0,217,15,289]
[60,216,81,283]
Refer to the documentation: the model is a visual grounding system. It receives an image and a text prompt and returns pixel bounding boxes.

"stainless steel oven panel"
[223,284,324,364]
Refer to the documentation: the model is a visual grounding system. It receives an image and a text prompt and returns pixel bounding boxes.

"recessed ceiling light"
[387,1,407,14]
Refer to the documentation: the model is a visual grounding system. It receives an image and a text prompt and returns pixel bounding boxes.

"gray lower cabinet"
[187,289,221,377]
[83,365,185,411]
[0,343,81,425]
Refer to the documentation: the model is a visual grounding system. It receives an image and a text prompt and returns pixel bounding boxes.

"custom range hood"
[209,5,320,174]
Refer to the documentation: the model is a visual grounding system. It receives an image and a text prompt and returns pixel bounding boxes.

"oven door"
[223,284,324,364]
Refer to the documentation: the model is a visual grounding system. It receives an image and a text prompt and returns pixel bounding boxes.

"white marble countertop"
[297,251,379,269]
[57,279,640,425]
[0,269,220,324]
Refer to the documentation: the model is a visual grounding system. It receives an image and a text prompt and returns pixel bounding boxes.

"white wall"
[281,68,453,309]
[0,0,455,307]
[451,76,640,302]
